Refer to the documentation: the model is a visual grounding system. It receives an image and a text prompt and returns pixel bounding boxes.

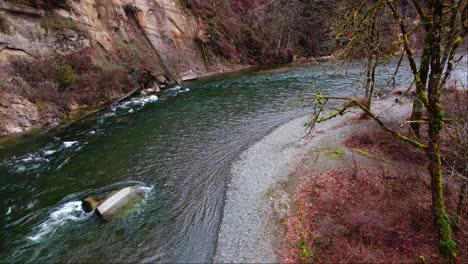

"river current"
[1,59,465,262]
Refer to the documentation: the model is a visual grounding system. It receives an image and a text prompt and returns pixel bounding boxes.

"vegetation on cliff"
[180,0,338,64]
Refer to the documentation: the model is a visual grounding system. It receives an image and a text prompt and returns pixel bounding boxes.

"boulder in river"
[81,194,108,213]
[81,186,143,220]
[96,186,143,220]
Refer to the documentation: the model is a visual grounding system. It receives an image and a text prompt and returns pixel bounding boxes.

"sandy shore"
[214,95,413,263]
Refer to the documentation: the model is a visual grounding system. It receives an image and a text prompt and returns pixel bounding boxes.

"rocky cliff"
[0,0,236,138]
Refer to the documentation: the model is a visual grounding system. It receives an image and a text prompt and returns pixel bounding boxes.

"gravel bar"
[214,96,412,263]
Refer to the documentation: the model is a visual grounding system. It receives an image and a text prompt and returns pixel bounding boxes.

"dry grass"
[279,85,468,262]
[278,167,465,263]
[342,121,427,166]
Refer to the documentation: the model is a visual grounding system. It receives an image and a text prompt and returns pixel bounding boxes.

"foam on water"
[27,201,90,242]
[20,153,49,163]
[2,139,84,174]
[63,141,78,148]
[167,85,181,91]
[114,95,159,111]
[43,150,57,156]
[139,185,154,198]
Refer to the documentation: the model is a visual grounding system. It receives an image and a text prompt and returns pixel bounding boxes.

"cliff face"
[0,0,211,74]
[0,0,233,138]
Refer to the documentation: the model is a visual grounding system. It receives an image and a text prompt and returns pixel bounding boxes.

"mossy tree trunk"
[426,17,456,257]
[409,31,431,137]
[319,0,467,260]
[389,0,462,259]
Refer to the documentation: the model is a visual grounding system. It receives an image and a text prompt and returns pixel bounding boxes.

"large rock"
[81,193,109,213]
[94,186,143,220]
[180,70,198,81]
[0,92,40,137]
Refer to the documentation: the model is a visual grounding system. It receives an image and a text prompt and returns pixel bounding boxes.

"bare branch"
[305,94,428,151]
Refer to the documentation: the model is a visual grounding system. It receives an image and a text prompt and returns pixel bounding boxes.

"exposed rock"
[0,0,235,138]
[48,30,90,56]
[81,195,108,213]
[95,186,143,220]
[180,70,198,81]
[151,85,161,92]
[144,87,158,93]
[0,93,40,137]
[0,1,45,17]
[155,74,168,85]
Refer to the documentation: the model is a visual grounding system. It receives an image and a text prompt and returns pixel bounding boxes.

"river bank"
[0,62,252,141]
[215,95,419,262]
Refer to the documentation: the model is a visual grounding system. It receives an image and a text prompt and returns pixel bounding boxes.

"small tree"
[305,0,467,260]
[335,0,397,109]
[54,61,77,89]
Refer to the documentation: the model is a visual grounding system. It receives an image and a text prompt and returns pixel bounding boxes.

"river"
[0,58,465,262]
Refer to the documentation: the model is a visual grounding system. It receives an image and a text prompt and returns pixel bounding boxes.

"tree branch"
[305,94,428,151]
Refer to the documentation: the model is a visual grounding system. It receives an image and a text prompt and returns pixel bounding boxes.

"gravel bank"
[214,96,412,263]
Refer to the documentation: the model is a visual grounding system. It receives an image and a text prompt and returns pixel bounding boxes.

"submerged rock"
[81,186,143,220]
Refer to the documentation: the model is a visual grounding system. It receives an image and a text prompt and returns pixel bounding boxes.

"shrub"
[343,122,427,166]
[54,61,77,89]
[63,49,94,74]
[12,58,56,84]
[0,11,7,33]
[114,38,142,67]
[40,16,78,32]
[50,0,67,7]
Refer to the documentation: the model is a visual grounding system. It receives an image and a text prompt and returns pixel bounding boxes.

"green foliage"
[94,0,104,7]
[326,148,344,158]
[54,61,77,89]
[114,38,142,66]
[201,42,208,61]
[351,148,392,163]
[437,213,456,260]
[203,11,223,42]
[40,16,78,32]
[0,11,7,33]
[35,100,44,112]
[49,0,68,8]
[297,240,312,259]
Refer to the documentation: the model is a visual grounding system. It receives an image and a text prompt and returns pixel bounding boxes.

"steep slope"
[0,0,237,137]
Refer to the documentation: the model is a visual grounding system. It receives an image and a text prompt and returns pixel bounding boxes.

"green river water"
[1,59,464,262]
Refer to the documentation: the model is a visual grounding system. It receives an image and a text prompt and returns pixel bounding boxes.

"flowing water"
[0,59,465,263]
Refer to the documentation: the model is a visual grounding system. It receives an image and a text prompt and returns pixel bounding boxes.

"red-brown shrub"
[278,167,464,263]
[342,122,427,166]
[62,49,94,74]
[440,84,468,174]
